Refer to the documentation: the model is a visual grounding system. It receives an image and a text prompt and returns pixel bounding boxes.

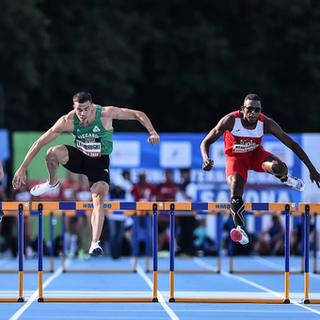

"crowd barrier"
[0,201,319,304]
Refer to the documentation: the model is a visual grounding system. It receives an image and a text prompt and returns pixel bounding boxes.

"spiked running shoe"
[230,226,249,245]
[89,241,103,256]
[280,175,305,192]
[30,181,60,196]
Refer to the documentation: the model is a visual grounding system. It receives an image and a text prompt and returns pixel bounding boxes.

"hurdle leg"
[152,204,158,302]
[18,203,24,302]
[302,205,310,304]
[38,203,44,302]
[169,203,175,302]
[49,212,55,272]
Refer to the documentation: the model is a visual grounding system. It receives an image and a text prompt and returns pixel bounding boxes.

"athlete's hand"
[0,166,3,182]
[147,131,160,146]
[202,158,214,171]
[12,168,27,190]
[309,168,320,188]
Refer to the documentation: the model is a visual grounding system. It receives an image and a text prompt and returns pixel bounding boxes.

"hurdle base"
[63,269,137,273]
[38,297,156,303]
[172,298,289,304]
[229,270,302,275]
[169,298,175,302]
[152,298,158,302]
[0,298,24,303]
[302,298,310,304]
[146,269,220,274]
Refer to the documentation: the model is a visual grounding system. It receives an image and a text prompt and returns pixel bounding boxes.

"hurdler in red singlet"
[224,111,272,182]
[200,93,320,246]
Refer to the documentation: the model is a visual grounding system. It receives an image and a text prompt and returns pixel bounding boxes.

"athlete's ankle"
[230,196,245,227]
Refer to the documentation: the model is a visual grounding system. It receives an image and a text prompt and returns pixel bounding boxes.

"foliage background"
[1,0,320,133]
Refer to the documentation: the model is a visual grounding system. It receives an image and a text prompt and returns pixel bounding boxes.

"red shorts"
[225,145,273,182]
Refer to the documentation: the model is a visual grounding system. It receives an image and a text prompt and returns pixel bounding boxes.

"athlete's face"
[74,101,94,124]
[242,99,262,123]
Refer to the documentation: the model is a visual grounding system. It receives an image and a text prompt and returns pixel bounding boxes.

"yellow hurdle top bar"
[298,203,320,212]
[0,202,30,211]
[30,202,296,211]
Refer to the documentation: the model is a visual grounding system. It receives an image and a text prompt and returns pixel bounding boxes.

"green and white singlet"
[73,105,113,157]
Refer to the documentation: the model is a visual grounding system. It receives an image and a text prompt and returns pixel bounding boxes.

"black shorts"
[62,145,110,186]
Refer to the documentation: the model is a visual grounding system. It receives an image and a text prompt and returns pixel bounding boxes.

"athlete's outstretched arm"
[12,116,73,189]
[102,107,160,146]
[265,117,320,188]
[200,114,234,171]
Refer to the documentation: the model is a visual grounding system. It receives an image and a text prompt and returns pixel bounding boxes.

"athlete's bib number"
[76,138,101,157]
[233,140,259,153]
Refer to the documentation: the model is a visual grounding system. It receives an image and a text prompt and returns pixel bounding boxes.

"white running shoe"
[230,226,249,245]
[280,175,305,191]
[0,210,4,223]
[89,241,103,256]
[30,181,60,196]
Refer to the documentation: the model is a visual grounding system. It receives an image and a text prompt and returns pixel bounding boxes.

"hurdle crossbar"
[168,202,292,304]
[0,202,26,302]
[36,202,159,302]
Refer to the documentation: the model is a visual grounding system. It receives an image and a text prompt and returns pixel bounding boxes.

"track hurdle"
[36,202,159,302]
[229,204,303,274]
[168,202,293,304]
[300,203,320,304]
[146,202,222,274]
[32,201,160,273]
[0,202,28,302]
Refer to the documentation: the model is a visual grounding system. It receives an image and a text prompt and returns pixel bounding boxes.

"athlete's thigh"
[226,155,249,182]
[62,146,86,174]
[251,146,274,172]
[84,155,110,187]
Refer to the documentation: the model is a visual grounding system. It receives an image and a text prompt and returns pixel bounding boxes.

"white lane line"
[135,260,179,320]
[9,260,70,320]
[194,258,320,316]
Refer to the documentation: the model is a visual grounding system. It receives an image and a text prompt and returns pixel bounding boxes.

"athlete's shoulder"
[53,111,74,132]
[218,112,235,131]
[258,113,265,121]
[100,105,122,117]
[231,110,240,118]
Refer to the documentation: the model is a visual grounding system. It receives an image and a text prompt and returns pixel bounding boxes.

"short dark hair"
[73,91,92,104]
[244,93,260,102]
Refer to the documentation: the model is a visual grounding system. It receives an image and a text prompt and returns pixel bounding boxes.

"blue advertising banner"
[0,129,10,188]
[110,133,303,203]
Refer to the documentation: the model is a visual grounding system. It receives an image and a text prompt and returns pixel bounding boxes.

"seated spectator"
[75,174,92,260]
[60,171,80,258]
[176,168,197,256]
[253,215,284,256]
[193,218,217,256]
[107,177,132,259]
[131,172,158,255]
[13,176,35,258]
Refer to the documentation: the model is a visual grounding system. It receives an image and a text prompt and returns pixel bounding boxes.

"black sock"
[230,196,245,228]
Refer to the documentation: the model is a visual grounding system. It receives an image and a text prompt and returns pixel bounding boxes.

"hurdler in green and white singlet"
[73,105,113,157]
